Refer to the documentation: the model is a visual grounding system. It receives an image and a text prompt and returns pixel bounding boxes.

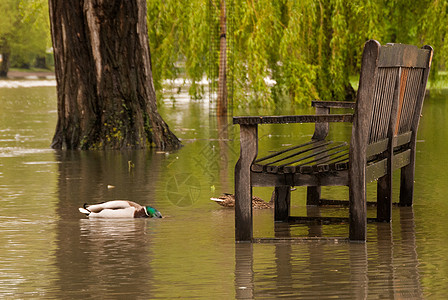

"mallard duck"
[78,200,162,218]
[210,193,273,209]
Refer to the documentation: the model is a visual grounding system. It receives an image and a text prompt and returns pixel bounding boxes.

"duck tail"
[79,207,90,215]
[210,197,225,202]
[79,203,91,215]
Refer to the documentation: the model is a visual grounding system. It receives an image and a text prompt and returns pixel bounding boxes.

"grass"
[9,67,54,73]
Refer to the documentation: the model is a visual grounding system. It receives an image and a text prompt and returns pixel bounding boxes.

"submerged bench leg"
[349,141,367,241]
[349,184,367,241]
[349,152,367,241]
[306,186,321,206]
[235,125,258,242]
[274,186,291,222]
[399,164,414,206]
[377,173,392,222]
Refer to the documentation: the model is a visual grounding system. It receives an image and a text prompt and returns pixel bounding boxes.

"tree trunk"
[48,0,181,150]
[0,40,10,78]
[216,0,227,116]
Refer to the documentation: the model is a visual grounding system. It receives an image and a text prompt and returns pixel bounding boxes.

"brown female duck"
[210,193,273,209]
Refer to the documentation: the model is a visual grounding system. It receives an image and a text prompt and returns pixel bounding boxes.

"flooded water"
[0,81,448,299]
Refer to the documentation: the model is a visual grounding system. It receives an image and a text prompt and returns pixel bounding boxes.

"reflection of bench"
[233,40,433,242]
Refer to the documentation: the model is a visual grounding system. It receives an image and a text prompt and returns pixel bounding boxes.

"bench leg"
[235,172,253,241]
[306,186,321,205]
[349,183,367,241]
[235,125,258,242]
[377,174,392,222]
[349,158,367,241]
[274,186,291,222]
[399,164,414,206]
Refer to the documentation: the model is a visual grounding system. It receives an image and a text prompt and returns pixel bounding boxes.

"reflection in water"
[349,243,368,299]
[235,243,254,299]
[52,218,155,298]
[79,219,153,297]
[234,206,423,299]
[50,150,161,298]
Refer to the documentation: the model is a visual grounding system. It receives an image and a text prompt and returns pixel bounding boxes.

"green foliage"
[147,0,209,100]
[147,0,439,107]
[421,0,448,79]
[0,0,51,71]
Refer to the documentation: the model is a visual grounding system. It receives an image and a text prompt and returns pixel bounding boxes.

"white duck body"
[79,200,152,218]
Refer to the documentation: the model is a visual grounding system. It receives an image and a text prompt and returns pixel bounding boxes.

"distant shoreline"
[3,70,55,80]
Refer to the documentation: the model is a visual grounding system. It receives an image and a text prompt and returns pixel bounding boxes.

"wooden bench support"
[400,163,415,206]
[377,174,393,221]
[274,186,291,222]
[307,103,329,206]
[306,186,321,206]
[235,125,258,242]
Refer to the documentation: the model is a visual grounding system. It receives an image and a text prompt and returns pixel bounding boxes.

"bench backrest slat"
[368,67,399,143]
[355,41,433,150]
[396,67,424,135]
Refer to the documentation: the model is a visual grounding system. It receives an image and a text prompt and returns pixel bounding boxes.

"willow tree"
[145,0,438,108]
[48,0,180,150]
[147,0,209,99]
[421,0,447,79]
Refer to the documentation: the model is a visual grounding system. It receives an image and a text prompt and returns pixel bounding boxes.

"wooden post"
[307,105,329,205]
[235,124,258,242]
[306,186,321,206]
[399,164,414,206]
[274,186,291,222]
[311,106,330,140]
[349,40,380,241]
[216,0,227,116]
[377,175,392,221]
[400,45,433,206]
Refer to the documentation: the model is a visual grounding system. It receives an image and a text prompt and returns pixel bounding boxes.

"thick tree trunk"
[48,0,181,150]
[216,0,227,116]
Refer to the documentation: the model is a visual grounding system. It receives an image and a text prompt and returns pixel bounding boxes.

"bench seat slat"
[279,143,348,167]
[255,140,327,164]
[252,141,350,175]
[254,141,331,168]
[251,131,412,176]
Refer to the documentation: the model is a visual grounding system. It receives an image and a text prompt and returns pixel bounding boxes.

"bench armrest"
[233,114,353,125]
[312,100,356,109]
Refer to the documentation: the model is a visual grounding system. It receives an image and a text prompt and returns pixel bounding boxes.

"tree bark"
[0,39,10,78]
[48,0,181,150]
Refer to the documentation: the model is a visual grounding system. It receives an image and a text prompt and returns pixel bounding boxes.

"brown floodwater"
[0,82,447,299]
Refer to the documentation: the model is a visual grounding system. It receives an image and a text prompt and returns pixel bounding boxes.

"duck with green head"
[79,200,162,218]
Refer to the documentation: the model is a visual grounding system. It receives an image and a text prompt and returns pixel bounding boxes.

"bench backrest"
[353,40,433,155]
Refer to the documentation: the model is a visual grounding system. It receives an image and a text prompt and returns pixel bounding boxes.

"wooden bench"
[233,40,433,242]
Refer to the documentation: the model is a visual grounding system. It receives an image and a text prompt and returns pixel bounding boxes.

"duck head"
[145,206,163,218]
